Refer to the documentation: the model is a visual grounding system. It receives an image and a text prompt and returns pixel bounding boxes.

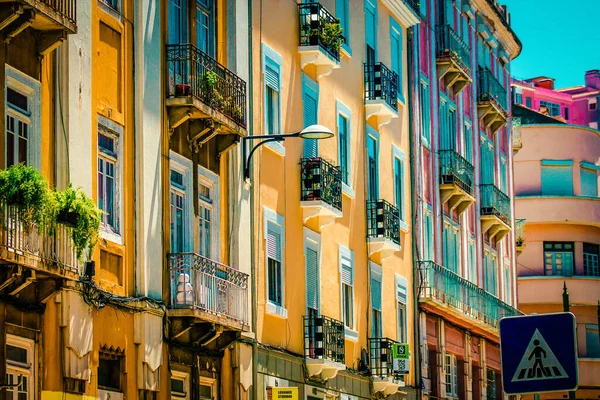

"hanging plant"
[54,185,101,259]
[0,164,54,232]
[319,18,344,52]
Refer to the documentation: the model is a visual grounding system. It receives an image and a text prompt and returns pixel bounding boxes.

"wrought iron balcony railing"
[369,337,403,379]
[167,44,247,128]
[477,69,508,112]
[367,199,400,245]
[0,204,80,275]
[439,150,475,196]
[300,158,342,211]
[304,314,345,364]
[169,252,249,324]
[364,62,399,112]
[480,184,511,225]
[298,2,342,62]
[435,25,471,71]
[418,260,522,329]
[402,0,421,17]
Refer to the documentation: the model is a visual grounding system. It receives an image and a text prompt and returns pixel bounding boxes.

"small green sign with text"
[392,343,410,360]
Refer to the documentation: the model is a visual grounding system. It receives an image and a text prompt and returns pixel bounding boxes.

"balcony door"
[302,75,319,158]
[196,0,214,57]
[367,132,379,200]
[168,0,189,45]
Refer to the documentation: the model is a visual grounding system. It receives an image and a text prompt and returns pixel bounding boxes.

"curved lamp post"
[242,124,334,180]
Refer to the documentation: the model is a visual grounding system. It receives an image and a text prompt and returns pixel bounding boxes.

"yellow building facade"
[251,0,420,398]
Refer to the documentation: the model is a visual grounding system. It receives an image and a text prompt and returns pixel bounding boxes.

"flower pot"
[175,84,191,96]
[57,210,79,228]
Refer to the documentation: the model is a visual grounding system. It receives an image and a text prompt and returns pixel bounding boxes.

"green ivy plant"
[55,185,101,259]
[319,18,344,52]
[0,164,54,232]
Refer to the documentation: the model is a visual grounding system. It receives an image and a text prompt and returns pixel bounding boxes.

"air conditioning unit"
[98,389,124,400]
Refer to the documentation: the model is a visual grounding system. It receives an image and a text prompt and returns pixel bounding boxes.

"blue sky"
[502,0,600,89]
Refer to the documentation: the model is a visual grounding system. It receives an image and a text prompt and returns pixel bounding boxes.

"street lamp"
[242,124,334,180]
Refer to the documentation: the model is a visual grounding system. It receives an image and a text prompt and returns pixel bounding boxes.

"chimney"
[585,70,600,89]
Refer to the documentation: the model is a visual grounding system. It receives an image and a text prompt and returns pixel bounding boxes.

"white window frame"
[336,100,354,197]
[198,165,220,261]
[304,227,322,314]
[169,151,194,252]
[171,370,190,399]
[396,274,408,343]
[6,334,35,400]
[264,206,286,318]
[339,245,357,341]
[5,65,41,170]
[423,204,434,261]
[98,116,124,244]
[445,353,459,398]
[370,261,383,337]
[393,145,408,231]
[199,376,217,400]
[262,43,285,156]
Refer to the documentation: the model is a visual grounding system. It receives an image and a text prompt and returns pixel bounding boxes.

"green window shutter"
[302,78,319,158]
[468,240,476,283]
[581,167,598,196]
[541,164,573,195]
[306,248,320,311]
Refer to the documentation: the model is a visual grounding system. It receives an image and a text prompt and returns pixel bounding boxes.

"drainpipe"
[407,24,423,397]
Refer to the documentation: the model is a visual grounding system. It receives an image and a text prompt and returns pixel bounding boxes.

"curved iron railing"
[367,199,400,245]
[439,150,475,196]
[364,62,399,112]
[435,25,471,71]
[298,2,342,62]
[169,252,249,324]
[300,158,342,211]
[304,314,345,364]
[417,260,522,329]
[477,69,508,112]
[480,184,511,225]
[167,44,247,128]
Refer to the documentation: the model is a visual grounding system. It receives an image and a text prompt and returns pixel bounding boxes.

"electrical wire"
[79,276,166,314]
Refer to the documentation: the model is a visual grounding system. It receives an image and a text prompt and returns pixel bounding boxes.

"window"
[367,130,379,200]
[580,165,598,197]
[198,167,220,259]
[540,100,561,117]
[420,80,431,144]
[196,0,214,56]
[504,261,511,303]
[544,242,574,276]
[99,0,121,12]
[525,97,532,108]
[583,243,599,276]
[339,246,354,331]
[170,170,186,253]
[302,74,319,158]
[262,44,282,140]
[168,0,189,44]
[265,208,285,316]
[98,352,122,391]
[396,275,408,343]
[564,106,569,120]
[171,371,190,399]
[486,368,497,399]
[199,378,216,400]
[304,228,321,315]
[169,152,194,253]
[589,99,597,111]
[5,66,40,169]
[439,99,456,150]
[370,263,382,338]
[515,93,522,104]
[586,324,600,358]
[393,147,405,224]
[423,208,434,260]
[5,335,34,400]
[98,123,121,237]
[541,161,573,195]
[464,123,473,163]
[500,155,507,193]
[443,221,460,274]
[480,137,494,184]
[365,0,377,64]
[445,354,458,397]
[336,0,350,47]
[484,250,497,296]
[390,19,403,100]
[468,237,476,283]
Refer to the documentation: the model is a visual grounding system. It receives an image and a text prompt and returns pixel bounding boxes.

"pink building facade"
[513,123,600,399]
[512,70,600,129]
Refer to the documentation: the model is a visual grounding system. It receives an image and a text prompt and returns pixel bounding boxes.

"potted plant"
[54,185,101,259]
[319,18,344,53]
[0,164,54,232]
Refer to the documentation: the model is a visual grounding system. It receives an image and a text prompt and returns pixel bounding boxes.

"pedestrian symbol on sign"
[512,329,567,382]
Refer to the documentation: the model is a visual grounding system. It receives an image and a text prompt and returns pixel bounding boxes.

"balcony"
[364,62,399,128]
[515,218,525,255]
[480,184,511,241]
[512,117,522,154]
[300,158,343,228]
[304,314,346,380]
[298,2,342,79]
[439,150,475,216]
[0,204,80,283]
[367,199,401,260]
[477,69,509,134]
[369,337,405,395]
[0,0,77,53]
[418,261,522,335]
[168,253,249,332]
[166,44,247,150]
[435,25,472,95]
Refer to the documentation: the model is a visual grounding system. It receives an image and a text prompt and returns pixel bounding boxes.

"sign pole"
[562,282,576,400]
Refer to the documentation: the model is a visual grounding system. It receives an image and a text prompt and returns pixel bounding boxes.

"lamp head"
[298,124,334,140]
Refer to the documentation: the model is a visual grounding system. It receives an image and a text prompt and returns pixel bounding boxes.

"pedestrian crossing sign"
[499,312,578,394]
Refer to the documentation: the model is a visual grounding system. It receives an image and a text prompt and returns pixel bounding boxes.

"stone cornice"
[470,0,522,60]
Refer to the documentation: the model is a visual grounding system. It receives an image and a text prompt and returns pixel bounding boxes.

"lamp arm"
[243,136,287,180]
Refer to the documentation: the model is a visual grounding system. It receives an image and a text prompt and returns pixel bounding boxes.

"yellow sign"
[272,387,299,400]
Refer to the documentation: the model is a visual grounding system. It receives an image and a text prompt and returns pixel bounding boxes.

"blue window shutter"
[365,0,376,51]
[336,0,349,44]
[581,167,598,197]
[541,165,573,195]
[302,77,319,158]
[371,277,382,311]
[306,248,319,311]
[390,20,402,98]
